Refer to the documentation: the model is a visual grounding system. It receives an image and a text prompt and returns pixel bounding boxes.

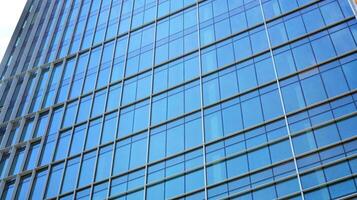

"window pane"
[96,145,113,181]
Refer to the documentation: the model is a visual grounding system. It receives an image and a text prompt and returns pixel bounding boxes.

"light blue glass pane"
[203,78,220,106]
[46,163,64,198]
[96,145,113,181]
[61,157,80,194]
[282,82,305,113]
[167,125,184,156]
[165,176,184,199]
[301,170,325,189]
[242,97,263,128]
[205,110,224,142]
[321,67,349,97]
[261,90,283,120]
[222,104,243,136]
[248,147,270,170]
[342,60,357,89]
[78,151,96,187]
[329,179,356,199]
[185,170,204,192]
[227,155,248,177]
[270,140,292,163]
[253,186,276,200]
[292,131,316,155]
[314,124,340,147]
[311,36,336,63]
[219,70,238,99]
[149,132,165,162]
[147,183,164,200]
[113,144,130,175]
[237,64,257,91]
[292,43,316,70]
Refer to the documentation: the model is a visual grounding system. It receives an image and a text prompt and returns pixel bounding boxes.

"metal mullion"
[14,0,52,76]
[0,0,324,84]
[0,122,15,149]
[26,0,59,74]
[70,2,96,100]
[1,145,18,183]
[51,0,76,63]
[93,0,114,47]
[80,61,105,199]
[39,106,66,200]
[107,0,135,198]
[72,49,101,199]
[258,0,305,199]
[87,148,100,199]
[25,112,41,148]
[76,0,95,55]
[30,107,55,177]
[70,117,94,199]
[71,146,87,199]
[0,77,21,122]
[9,174,22,200]
[56,53,78,105]
[93,0,119,149]
[8,73,33,124]
[1,0,42,79]
[59,56,82,158]
[66,52,89,101]
[87,0,105,50]
[75,0,105,101]
[55,91,84,198]
[16,142,31,178]
[68,0,92,56]
[55,153,70,199]
[0,0,35,77]
[68,107,95,162]
[22,68,42,120]
[23,168,40,200]
[44,62,66,114]
[93,56,115,198]
[195,2,209,199]
[56,77,85,197]
[90,89,110,197]
[58,0,85,59]
[107,0,124,42]
[142,0,158,198]
[38,65,56,111]
[38,0,67,67]
[96,0,117,92]
[11,118,27,152]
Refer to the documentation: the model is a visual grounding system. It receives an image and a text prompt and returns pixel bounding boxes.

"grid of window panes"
[0,0,357,199]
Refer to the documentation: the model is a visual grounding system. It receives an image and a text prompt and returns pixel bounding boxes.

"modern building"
[0,0,357,199]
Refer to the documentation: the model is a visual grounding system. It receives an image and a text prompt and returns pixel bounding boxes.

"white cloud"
[0,0,27,63]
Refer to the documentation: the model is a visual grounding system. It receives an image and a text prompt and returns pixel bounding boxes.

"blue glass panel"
[101,113,117,144]
[45,163,64,198]
[96,145,113,181]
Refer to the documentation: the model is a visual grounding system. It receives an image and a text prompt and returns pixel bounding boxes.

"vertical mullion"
[59,0,85,59]
[39,0,66,66]
[142,0,158,198]
[258,0,305,199]
[27,0,59,74]
[2,0,42,79]
[108,0,135,198]
[0,0,35,78]
[0,78,21,122]
[195,1,209,199]
[14,0,53,76]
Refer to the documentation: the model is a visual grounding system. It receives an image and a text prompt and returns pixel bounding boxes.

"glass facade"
[0,0,357,199]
